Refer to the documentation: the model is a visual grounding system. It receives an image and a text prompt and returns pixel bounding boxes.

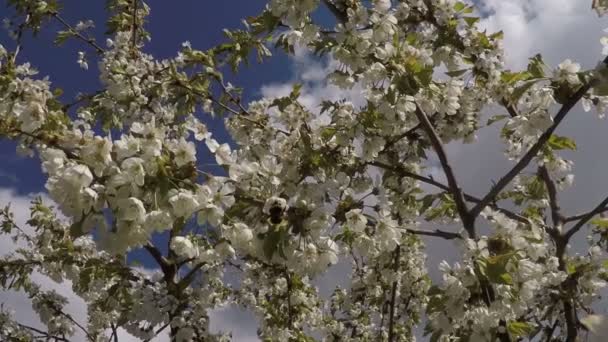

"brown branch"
[131,0,139,52]
[470,77,600,219]
[382,123,422,151]
[387,246,401,342]
[321,0,348,23]
[50,12,105,54]
[368,161,532,225]
[501,98,520,118]
[402,227,462,240]
[414,106,472,236]
[543,319,559,342]
[176,262,205,291]
[17,323,70,341]
[49,305,94,341]
[538,166,564,229]
[564,195,608,240]
[109,322,118,342]
[285,269,294,328]
[143,243,173,282]
[564,206,608,223]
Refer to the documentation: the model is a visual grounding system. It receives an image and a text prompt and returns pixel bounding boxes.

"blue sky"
[0,0,306,269]
[0,0,308,193]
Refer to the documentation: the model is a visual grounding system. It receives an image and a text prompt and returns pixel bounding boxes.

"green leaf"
[489,30,504,40]
[445,69,468,78]
[501,71,532,85]
[262,223,288,260]
[486,114,509,126]
[426,294,447,314]
[591,218,608,228]
[593,82,608,96]
[290,83,302,99]
[69,218,86,239]
[547,135,577,151]
[510,79,542,105]
[419,194,437,214]
[527,54,546,78]
[484,252,517,285]
[507,321,535,338]
[52,88,64,97]
[54,30,74,45]
[454,1,466,12]
[427,285,443,296]
[566,261,577,275]
[463,17,480,27]
[430,331,443,342]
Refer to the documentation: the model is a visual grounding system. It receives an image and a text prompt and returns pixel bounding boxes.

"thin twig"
[387,246,401,342]
[565,206,608,223]
[50,12,105,54]
[564,195,608,240]
[321,0,348,23]
[368,161,532,225]
[402,227,462,240]
[17,323,70,341]
[413,107,472,236]
[470,77,600,219]
[131,0,139,52]
[538,166,564,230]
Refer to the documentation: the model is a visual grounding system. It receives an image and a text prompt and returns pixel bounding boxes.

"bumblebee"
[269,204,285,224]
[264,196,288,225]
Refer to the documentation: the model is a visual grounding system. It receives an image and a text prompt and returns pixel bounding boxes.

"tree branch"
[402,227,462,240]
[470,77,600,219]
[564,206,608,223]
[321,0,348,24]
[368,161,532,225]
[413,107,472,236]
[387,246,400,342]
[143,243,174,283]
[538,166,564,228]
[131,0,139,52]
[50,12,105,54]
[17,322,70,341]
[564,195,608,240]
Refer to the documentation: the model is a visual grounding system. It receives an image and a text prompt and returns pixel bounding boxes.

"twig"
[50,12,105,54]
[564,207,608,223]
[17,323,70,341]
[321,0,348,23]
[415,107,472,235]
[543,319,559,342]
[285,269,294,328]
[470,76,600,219]
[176,262,206,291]
[538,166,564,230]
[131,0,139,52]
[564,195,608,240]
[387,246,401,342]
[368,161,532,225]
[108,323,118,342]
[402,227,462,240]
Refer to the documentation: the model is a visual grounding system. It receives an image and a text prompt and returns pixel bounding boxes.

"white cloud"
[478,0,606,68]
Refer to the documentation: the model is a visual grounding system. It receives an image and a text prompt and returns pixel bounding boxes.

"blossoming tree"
[2,0,608,341]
